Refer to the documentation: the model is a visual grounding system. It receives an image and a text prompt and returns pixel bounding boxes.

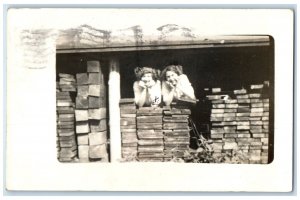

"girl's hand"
[146,79,156,88]
[168,77,178,87]
[166,81,175,89]
[138,81,146,88]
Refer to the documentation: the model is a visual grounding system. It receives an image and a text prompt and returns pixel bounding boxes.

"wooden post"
[108,58,121,162]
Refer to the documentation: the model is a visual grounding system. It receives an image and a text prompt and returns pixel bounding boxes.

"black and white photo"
[5,8,293,192]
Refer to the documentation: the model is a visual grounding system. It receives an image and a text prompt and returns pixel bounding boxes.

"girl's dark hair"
[134,67,161,81]
[161,65,183,81]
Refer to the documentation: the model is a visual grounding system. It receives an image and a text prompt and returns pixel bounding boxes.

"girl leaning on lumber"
[133,67,161,107]
[161,65,196,106]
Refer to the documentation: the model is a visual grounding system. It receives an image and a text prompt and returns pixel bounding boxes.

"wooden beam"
[108,58,122,162]
[56,36,271,54]
[56,41,270,54]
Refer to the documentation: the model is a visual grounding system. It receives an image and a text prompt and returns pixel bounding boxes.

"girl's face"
[141,73,153,84]
[166,70,179,86]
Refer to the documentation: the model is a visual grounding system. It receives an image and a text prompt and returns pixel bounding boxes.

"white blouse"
[161,74,195,106]
[133,80,162,107]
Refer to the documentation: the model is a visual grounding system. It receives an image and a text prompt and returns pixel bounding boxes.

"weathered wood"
[77,134,89,145]
[87,61,101,72]
[77,85,89,97]
[78,145,89,159]
[89,144,107,159]
[88,73,102,84]
[88,108,107,120]
[137,116,162,123]
[89,131,107,145]
[76,97,89,109]
[138,146,164,153]
[138,139,164,146]
[76,73,88,85]
[88,85,101,97]
[90,119,107,132]
[88,96,100,108]
[76,121,90,134]
[75,110,89,121]
[137,123,162,129]
[120,118,136,126]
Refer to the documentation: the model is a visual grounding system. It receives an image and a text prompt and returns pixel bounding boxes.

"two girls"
[133,65,196,107]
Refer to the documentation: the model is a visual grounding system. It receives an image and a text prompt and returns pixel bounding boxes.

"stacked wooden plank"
[56,82,60,160]
[137,108,164,162]
[119,98,138,159]
[207,82,270,164]
[163,106,191,161]
[248,82,270,164]
[56,73,77,162]
[75,61,108,162]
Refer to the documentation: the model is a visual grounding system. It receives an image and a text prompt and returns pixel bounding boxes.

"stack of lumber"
[75,61,108,162]
[56,73,77,162]
[163,106,191,161]
[206,82,270,164]
[137,108,164,162]
[120,98,138,159]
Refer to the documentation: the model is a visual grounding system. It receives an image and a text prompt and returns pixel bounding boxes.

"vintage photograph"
[6,8,293,192]
[55,27,274,164]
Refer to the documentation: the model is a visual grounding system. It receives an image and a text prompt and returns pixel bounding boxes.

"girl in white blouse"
[133,67,161,107]
[161,65,196,106]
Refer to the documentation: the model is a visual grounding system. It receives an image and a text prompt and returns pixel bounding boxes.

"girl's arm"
[133,81,147,107]
[162,81,175,106]
[149,80,161,106]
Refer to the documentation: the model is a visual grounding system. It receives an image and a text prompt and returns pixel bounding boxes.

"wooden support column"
[108,58,121,162]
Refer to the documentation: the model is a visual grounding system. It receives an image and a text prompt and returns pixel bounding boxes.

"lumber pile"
[120,98,138,160]
[75,61,108,162]
[206,82,270,164]
[119,100,193,162]
[163,105,191,161]
[137,107,164,162]
[56,73,77,162]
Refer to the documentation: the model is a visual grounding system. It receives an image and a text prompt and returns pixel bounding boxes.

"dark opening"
[56,37,274,163]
